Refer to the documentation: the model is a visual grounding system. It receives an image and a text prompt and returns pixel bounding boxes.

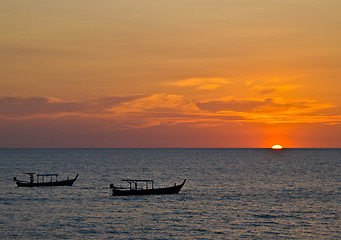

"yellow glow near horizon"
[272,145,283,149]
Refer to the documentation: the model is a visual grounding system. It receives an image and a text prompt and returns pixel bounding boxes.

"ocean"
[0,148,340,239]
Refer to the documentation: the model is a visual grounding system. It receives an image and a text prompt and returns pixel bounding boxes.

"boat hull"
[112,179,186,196]
[14,174,78,187]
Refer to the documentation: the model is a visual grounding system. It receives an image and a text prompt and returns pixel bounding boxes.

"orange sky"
[1,1,341,148]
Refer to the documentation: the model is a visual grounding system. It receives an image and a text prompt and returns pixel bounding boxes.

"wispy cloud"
[196,97,339,124]
[0,94,340,130]
[0,95,145,119]
[245,78,302,96]
[169,77,231,90]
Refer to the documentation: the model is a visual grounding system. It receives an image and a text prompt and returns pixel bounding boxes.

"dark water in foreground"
[0,148,340,239]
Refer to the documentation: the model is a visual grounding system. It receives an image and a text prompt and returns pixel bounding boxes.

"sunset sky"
[1,0,341,148]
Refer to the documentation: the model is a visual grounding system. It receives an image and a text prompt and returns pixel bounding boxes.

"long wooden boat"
[110,179,186,196]
[13,173,78,187]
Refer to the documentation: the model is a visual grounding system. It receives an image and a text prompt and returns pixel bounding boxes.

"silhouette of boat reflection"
[13,173,78,187]
[110,179,186,196]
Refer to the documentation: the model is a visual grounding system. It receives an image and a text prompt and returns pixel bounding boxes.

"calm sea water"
[0,148,340,239]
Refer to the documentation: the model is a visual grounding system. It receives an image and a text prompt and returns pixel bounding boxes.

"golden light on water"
[272,145,283,150]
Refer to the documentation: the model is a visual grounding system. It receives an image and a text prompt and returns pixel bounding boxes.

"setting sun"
[272,145,283,150]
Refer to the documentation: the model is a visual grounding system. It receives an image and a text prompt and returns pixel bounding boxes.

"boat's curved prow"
[177,179,186,192]
[68,174,79,186]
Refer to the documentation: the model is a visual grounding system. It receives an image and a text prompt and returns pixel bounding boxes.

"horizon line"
[1,147,340,150]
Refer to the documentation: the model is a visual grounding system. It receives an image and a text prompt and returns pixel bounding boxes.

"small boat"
[13,173,78,187]
[110,179,186,196]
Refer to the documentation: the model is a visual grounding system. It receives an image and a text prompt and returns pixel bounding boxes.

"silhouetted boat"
[13,173,78,187]
[110,179,186,196]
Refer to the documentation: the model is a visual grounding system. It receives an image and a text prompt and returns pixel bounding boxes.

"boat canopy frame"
[24,172,60,183]
[121,179,155,190]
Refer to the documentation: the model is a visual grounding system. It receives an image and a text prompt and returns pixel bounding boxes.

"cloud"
[197,98,335,113]
[0,95,144,118]
[104,94,200,129]
[1,94,340,131]
[196,97,340,124]
[111,94,195,114]
[197,98,271,113]
[253,84,301,95]
[245,78,303,96]
[169,77,230,90]
[0,97,83,117]
[0,94,202,130]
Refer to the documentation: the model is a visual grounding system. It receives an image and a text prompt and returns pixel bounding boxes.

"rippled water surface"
[1,148,340,239]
